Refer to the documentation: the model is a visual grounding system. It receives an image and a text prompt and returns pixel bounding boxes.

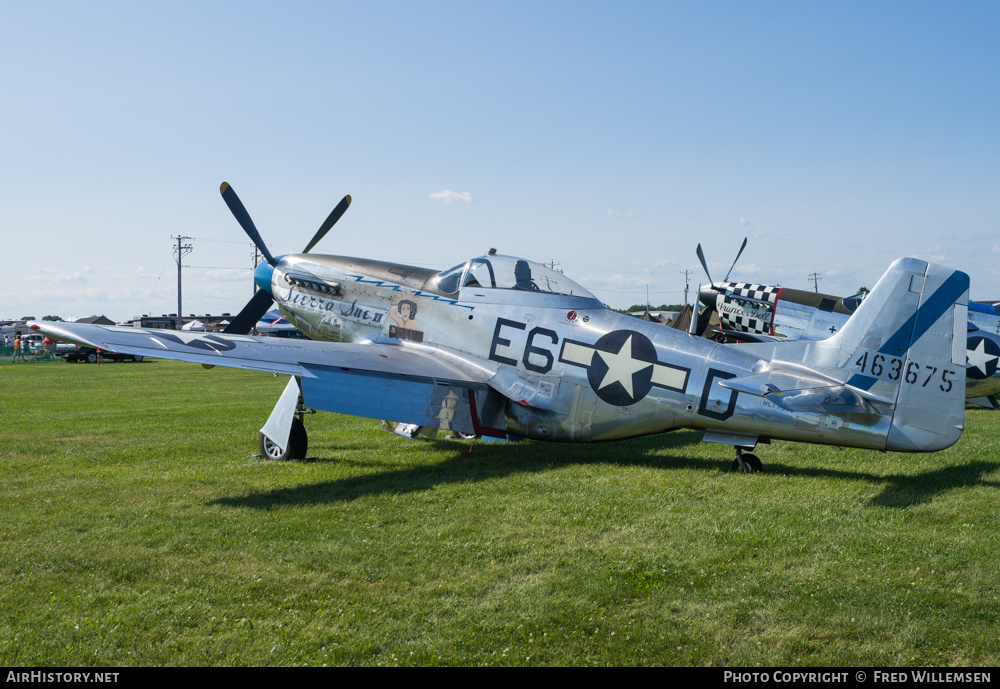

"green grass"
[2,358,999,666]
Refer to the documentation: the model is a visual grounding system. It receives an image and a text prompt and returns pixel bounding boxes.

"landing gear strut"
[730,447,763,473]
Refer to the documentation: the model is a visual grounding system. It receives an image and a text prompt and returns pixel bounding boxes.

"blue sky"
[2,1,998,320]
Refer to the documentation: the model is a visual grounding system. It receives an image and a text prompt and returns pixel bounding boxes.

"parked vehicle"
[21,334,45,352]
[59,345,144,363]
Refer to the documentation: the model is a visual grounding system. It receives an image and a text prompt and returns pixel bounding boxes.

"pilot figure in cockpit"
[513,260,540,291]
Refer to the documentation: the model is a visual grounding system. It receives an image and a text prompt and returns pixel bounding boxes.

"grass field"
[2,358,999,666]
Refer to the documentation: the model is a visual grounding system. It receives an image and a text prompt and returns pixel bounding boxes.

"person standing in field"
[12,333,26,363]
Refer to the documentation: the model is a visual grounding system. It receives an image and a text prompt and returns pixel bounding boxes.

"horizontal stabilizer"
[968,395,1000,410]
[720,368,892,415]
[716,330,786,344]
[760,385,878,415]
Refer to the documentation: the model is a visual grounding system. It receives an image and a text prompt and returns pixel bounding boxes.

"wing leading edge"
[30,322,496,383]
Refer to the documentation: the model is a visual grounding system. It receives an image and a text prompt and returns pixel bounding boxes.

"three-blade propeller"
[220,182,352,335]
[696,236,747,289]
[691,237,748,338]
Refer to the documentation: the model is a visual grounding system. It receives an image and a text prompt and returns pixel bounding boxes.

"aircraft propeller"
[220,182,352,335]
[696,236,747,290]
[692,237,748,338]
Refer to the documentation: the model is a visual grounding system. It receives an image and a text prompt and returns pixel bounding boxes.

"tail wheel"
[730,453,763,473]
[259,417,308,461]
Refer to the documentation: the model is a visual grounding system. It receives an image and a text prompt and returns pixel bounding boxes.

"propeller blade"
[689,283,701,335]
[220,182,277,266]
[695,302,715,338]
[222,289,275,335]
[302,195,352,254]
[723,237,748,283]
[696,243,713,286]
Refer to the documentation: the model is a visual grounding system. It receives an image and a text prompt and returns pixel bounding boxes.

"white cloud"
[732,263,763,277]
[576,209,639,218]
[430,190,474,204]
[199,269,252,282]
[31,267,92,284]
[53,272,90,285]
[739,217,750,226]
[606,209,639,219]
[925,246,949,263]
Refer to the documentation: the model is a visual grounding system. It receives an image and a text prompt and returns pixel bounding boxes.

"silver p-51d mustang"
[33,184,971,471]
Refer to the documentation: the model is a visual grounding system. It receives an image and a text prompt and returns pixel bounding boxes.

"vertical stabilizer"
[740,257,970,452]
[829,258,969,451]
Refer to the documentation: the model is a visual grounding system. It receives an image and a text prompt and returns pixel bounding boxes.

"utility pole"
[172,236,193,327]
[809,272,822,293]
[680,269,691,305]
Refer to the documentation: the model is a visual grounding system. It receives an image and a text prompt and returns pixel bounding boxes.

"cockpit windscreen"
[432,255,596,299]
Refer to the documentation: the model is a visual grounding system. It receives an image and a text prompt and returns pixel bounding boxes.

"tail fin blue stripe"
[909,271,969,344]
[848,373,878,390]
[879,271,968,357]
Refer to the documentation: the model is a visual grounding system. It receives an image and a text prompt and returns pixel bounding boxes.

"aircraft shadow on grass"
[209,430,1000,511]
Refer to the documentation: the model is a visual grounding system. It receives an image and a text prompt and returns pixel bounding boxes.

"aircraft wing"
[31,321,495,382]
[30,321,506,435]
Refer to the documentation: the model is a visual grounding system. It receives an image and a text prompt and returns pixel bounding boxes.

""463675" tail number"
[855,351,957,392]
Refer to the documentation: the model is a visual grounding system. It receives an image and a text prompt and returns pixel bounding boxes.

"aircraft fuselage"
[265,253,915,450]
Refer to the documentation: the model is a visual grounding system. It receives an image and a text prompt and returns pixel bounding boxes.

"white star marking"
[967,339,1000,377]
[596,335,653,398]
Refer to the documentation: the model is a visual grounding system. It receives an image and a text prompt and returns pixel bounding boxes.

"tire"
[86,352,97,364]
[258,417,308,461]
[133,355,144,362]
[730,453,763,473]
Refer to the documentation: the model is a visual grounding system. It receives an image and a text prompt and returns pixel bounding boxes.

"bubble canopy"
[431,255,596,300]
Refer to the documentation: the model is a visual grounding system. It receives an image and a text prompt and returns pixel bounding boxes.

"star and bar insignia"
[559,329,690,406]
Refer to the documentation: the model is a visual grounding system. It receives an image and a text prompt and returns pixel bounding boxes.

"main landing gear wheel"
[730,450,763,473]
[259,417,308,461]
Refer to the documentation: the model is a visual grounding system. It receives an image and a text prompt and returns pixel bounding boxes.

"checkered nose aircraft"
[33,184,972,472]
[694,243,1000,410]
